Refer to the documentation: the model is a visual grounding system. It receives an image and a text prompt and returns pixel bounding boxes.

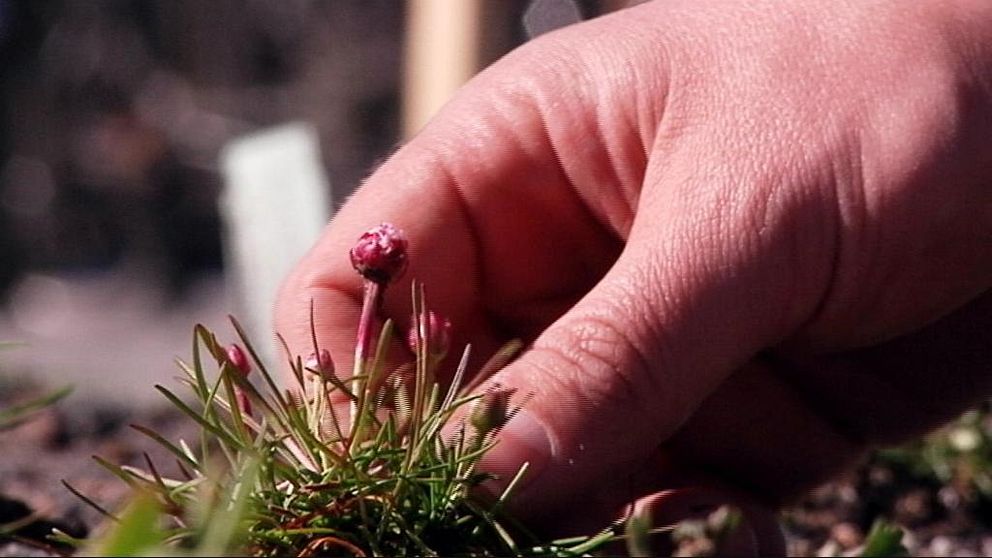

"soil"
[2,382,989,557]
[1,381,195,557]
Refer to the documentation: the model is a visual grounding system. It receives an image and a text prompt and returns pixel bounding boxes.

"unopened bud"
[349,223,408,284]
[469,386,514,436]
[305,349,335,376]
[227,344,251,376]
[226,344,253,417]
[407,311,452,360]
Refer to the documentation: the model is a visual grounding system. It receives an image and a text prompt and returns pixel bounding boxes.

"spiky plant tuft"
[66,223,616,556]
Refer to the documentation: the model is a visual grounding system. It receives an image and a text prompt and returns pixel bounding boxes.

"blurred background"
[0,0,630,404]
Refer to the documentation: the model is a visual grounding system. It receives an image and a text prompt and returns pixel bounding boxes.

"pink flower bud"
[407,311,452,360]
[305,348,335,376]
[226,344,253,417]
[349,223,408,284]
[227,344,251,376]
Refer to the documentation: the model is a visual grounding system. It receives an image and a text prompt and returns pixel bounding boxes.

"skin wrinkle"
[629,221,752,407]
[763,146,844,339]
[538,6,669,235]
[783,143,852,347]
[660,152,793,323]
[563,318,648,422]
[626,38,668,208]
[529,44,645,237]
[589,33,655,179]
[459,44,636,324]
[527,326,656,459]
[424,74,625,343]
[546,113,638,240]
[425,149,490,334]
[647,144,835,356]
[808,130,872,344]
[590,99,644,237]
[578,310,660,418]
[621,256,680,406]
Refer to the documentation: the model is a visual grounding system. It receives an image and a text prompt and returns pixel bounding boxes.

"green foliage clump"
[65,286,612,557]
[873,404,992,510]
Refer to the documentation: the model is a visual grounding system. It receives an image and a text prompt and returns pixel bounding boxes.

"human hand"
[275,0,992,552]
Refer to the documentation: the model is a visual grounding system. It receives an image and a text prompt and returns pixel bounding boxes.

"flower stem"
[355,281,382,365]
[350,280,382,447]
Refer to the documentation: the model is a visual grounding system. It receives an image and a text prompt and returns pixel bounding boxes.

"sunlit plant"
[64,223,615,557]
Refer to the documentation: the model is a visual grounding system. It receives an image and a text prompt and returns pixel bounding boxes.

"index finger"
[273,20,645,389]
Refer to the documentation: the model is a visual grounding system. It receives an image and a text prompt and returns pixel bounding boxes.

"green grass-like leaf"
[0,385,72,430]
[85,492,164,557]
[72,281,613,557]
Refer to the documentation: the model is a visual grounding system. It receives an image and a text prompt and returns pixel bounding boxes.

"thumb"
[478,179,823,524]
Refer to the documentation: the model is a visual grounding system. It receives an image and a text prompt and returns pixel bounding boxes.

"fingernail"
[479,409,552,496]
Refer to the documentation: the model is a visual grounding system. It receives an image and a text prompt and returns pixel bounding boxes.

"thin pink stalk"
[347,223,407,444]
[354,280,383,367]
